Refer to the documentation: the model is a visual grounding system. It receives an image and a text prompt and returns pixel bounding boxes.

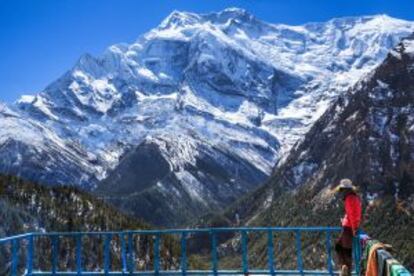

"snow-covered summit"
[2,9,414,225]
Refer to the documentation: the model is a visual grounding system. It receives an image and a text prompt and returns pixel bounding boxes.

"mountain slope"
[0,174,150,236]
[0,104,102,188]
[222,36,414,270]
[0,175,187,274]
[98,136,267,225]
[0,174,159,274]
[1,9,413,226]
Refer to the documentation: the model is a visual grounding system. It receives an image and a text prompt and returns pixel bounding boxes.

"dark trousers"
[335,227,353,270]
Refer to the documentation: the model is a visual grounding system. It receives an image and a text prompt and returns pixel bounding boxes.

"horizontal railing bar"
[26,227,342,238]
[30,269,343,275]
[0,233,33,243]
[124,226,342,233]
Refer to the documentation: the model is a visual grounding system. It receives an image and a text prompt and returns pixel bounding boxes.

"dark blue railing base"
[30,270,345,275]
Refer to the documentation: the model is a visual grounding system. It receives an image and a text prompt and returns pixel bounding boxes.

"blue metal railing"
[0,227,362,275]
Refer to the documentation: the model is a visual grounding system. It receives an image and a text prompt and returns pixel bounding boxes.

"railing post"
[127,232,134,274]
[356,235,362,276]
[26,235,34,275]
[241,230,248,274]
[326,230,334,276]
[353,232,361,276]
[267,229,275,275]
[210,230,218,276]
[153,234,160,275]
[295,230,304,275]
[181,232,187,275]
[76,234,82,275]
[51,235,59,274]
[103,234,111,275]
[11,239,18,276]
[120,233,127,273]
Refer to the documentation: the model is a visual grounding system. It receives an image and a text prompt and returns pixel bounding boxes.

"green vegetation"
[0,174,150,235]
[0,174,182,273]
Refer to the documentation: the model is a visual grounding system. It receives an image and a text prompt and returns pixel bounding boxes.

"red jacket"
[342,193,362,231]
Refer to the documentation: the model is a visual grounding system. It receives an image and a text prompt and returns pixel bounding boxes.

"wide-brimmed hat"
[334,178,357,192]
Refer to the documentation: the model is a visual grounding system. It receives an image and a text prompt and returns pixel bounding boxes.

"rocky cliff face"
[1,8,413,225]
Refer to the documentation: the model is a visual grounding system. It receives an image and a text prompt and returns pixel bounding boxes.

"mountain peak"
[300,14,410,33]
[158,10,201,29]
[75,53,99,70]
[158,8,257,31]
[203,7,256,24]
[72,53,105,78]
[363,13,412,26]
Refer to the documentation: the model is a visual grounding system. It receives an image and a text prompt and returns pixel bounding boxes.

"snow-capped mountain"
[220,36,414,268]
[266,36,414,194]
[1,8,413,225]
[230,35,414,220]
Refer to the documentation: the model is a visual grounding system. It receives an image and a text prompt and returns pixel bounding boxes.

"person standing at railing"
[334,179,362,276]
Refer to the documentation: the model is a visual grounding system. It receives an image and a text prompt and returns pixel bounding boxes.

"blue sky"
[1,0,414,103]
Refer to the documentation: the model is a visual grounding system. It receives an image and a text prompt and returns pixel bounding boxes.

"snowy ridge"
[1,8,413,225]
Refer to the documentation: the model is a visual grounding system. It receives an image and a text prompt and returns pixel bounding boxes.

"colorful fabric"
[359,233,370,247]
[392,264,411,276]
[390,262,411,276]
[362,240,381,273]
[342,192,362,231]
[386,259,400,276]
[366,243,386,276]
[359,237,411,276]
[377,249,393,276]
